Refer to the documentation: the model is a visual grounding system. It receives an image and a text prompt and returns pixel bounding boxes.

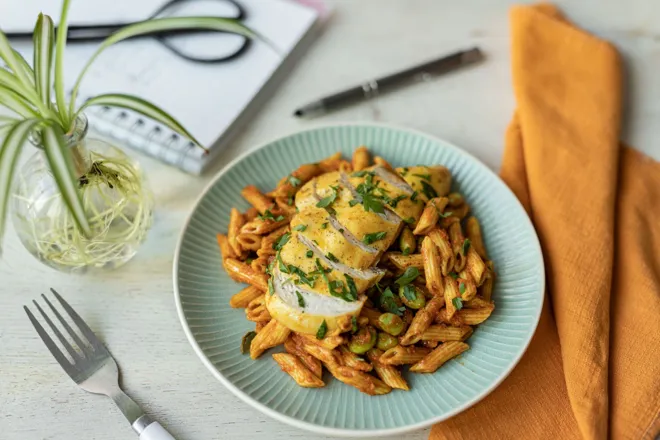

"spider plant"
[0,0,254,253]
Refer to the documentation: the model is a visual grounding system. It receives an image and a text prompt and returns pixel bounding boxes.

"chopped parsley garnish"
[410,191,418,202]
[349,199,360,207]
[344,274,358,301]
[402,284,418,302]
[403,217,415,224]
[452,297,463,310]
[338,228,344,233]
[316,320,328,339]
[316,185,339,208]
[306,250,313,258]
[388,194,407,208]
[400,167,409,177]
[245,257,254,265]
[287,175,302,187]
[287,195,294,206]
[439,211,454,218]
[459,282,466,295]
[352,170,375,178]
[293,224,307,232]
[259,209,285,222]
[421,180,438,199]
[362,194,385,213]
[241,331,257,354]
[379,287,406,316]
[313,239,319,245]
[355,172,386,213]
[296,291,305,308]
[402,247,411,256]
[272,232,291,251]
[362,231,386,245]
[449,272,458,279]
[321,222,328,230]
[462,239,471,255]
[413,173,431,181]
[351,316,358,333]
[288,265,316,287]
[395,267,420,286]
[276,251,289,274]
[268,278,274,295]
[326,252,339,263]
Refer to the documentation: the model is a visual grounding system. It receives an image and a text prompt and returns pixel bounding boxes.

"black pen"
[294,47,484,118]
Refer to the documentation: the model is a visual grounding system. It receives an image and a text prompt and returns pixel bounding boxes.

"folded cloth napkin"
[430,4,660,440]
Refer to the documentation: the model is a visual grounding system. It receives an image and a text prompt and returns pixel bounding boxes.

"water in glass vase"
[10,114,154,272]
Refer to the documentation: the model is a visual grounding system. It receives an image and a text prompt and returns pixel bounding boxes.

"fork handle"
[139,421,176,440]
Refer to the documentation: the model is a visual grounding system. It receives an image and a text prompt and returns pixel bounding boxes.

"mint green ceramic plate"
[174,124,544,437]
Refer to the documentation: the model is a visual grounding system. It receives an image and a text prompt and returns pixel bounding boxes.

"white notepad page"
[2,0,318,173]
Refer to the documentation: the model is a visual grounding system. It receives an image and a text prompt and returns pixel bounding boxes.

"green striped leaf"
[78,93,203,148]
[41,123,91,237]
[0,85,38,118]
[0,119,41,252]
[0,31,34,89]
[33,13,55,107]
[69,16,256,117]
[54,0,72,126]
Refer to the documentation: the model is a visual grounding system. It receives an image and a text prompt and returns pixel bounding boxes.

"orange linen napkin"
[430,4,660,440]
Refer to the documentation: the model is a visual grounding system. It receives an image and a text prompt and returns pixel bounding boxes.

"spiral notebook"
[2,0,322,174]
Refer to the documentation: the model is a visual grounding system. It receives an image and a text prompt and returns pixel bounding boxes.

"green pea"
[348,325,377,354]
[399,284,426,310]
[377,312,405,336]
[376,332,398,351]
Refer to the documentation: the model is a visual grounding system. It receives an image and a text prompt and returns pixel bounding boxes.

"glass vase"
[10,114,154,273]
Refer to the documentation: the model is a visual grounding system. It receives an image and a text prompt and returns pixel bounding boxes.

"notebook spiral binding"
[74,91,206,174]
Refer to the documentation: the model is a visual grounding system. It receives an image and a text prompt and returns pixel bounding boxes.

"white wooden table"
[1,1,658,439]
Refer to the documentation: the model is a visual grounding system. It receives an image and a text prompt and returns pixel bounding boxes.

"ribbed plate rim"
[173,122,545,437]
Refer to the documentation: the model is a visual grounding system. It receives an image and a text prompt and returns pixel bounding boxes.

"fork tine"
[41,294,90,358]
[24,306,77,377]
[32,300,81,362]
[50,288,109,355]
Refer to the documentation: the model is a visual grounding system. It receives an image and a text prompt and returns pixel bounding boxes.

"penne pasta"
[338,346,373,372]
[272,353,325,388]
[458,276,477,302]
[337,159,353,173]
[228,208,246,256]
[465,216,487,259]
[296,332,346,350]
[409,341,469,373]
[275,196,297,216]
[246,295,271,322]
[400,295,444,345]
[241,185,275,214]
[236,232,262,252]
[325,363,391,395]
[427,228,455,276]
[457,303,495,325]
[268,163,323,199]
[413,197,448,235]
[421,237,444,296]
[318,152,342,172]
[241,217,290,236]
[257,225,289,257]
[384,252,424,271]
[366,348,409,390]
[463,296,491,309]
[294,335,343,368]
[421,324,473,342]
[216,233,236,260]
[444,277,460,319]
[351,145,370,171]
[359,307,382,328]
[479,261,495,301]
[229,285,263,308]
[223,258,269,291]
[255,320,268,333]
[250,319,291,359]
[465,246,488,286]
[284,336,323,379]
[379,345,432,365]
[448,222,467,272]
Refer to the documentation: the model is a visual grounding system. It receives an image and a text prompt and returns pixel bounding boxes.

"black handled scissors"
[5,0,251,64]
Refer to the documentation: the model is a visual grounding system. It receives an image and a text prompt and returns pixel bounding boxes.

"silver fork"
[24,289,176,440]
